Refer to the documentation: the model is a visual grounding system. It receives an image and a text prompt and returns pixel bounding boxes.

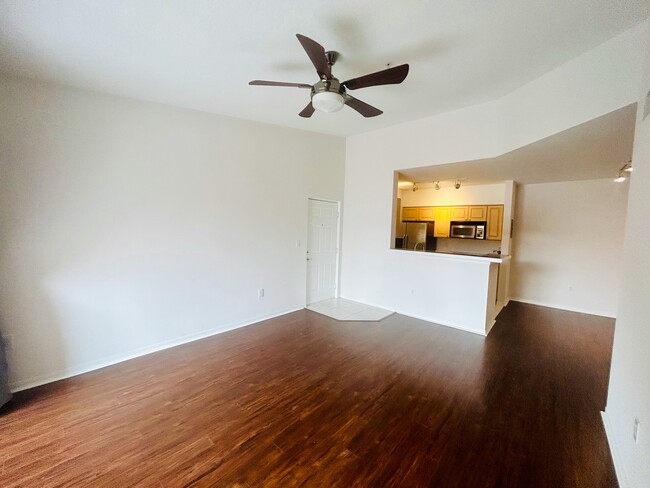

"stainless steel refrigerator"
[401,222,437,251]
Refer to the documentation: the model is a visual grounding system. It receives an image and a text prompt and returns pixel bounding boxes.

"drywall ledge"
[9,306,302,393]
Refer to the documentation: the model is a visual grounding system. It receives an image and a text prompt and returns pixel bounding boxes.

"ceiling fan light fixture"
[312,91,344,113]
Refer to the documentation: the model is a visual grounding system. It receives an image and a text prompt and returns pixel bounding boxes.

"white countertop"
[390,248,510,264]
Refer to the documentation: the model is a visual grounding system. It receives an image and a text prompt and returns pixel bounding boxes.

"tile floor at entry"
[306,298,394,321]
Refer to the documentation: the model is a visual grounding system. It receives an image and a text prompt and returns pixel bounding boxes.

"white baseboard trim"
[394,310,487,337]
[485,319,497,335]
[509,297,616,318]
[338,295,487,337]
[601,410,629,488]
[9,306,303,393]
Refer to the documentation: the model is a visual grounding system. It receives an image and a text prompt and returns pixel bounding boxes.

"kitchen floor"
[306,298,393,321]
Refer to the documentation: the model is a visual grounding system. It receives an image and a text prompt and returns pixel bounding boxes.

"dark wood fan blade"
[249,80,312,89]
[344,95,383,117]
[299,102,315,118]
[296,34,331,79]
[342,64,409,90]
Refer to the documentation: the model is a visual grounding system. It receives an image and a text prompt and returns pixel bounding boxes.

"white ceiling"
[0,1,648,136]
[398,103,637,186]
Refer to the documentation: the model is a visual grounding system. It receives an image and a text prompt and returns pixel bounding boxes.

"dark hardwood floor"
[0,302,617,487]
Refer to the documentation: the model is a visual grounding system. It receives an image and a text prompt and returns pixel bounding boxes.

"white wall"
[340,24,645,321]
[510,179,628,317]
[368,250,498,335]
[498,21,647,153]
[0,76,345,390]
[603,19,650,488]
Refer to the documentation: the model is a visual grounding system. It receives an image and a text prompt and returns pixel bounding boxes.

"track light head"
[615,160,633,182]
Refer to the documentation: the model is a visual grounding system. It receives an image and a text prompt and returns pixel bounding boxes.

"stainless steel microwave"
[449,221,486,239]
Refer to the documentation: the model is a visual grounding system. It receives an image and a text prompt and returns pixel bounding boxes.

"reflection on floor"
[306,297,394,321]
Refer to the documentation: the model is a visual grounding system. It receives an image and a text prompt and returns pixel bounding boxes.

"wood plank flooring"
[0,302,618,487]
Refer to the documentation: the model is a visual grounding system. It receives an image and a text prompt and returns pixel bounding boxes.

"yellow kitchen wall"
[399,183,505,207]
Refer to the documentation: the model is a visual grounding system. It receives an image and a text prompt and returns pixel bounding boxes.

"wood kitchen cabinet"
[487,205,504,241]
[402,204,502,240]
[449,205,487,221]
[418,207,435,221]
[433,206,451,237]
[402,207,435,222]
[468,205,488,221]
[450,206,469,221]
[402,207,418,221]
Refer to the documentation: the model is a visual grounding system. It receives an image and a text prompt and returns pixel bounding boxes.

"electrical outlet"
[633,417,640,444]
[411,289,416,295]
[258,288,265,299]
[296,239,301,248]
[3,334,13,351]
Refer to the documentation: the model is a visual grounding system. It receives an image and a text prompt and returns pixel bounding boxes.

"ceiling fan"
[249,34,409,118]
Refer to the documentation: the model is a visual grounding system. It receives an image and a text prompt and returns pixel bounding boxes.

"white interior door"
[306,199,340,305]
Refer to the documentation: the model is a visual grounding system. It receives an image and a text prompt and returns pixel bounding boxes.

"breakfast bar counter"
[386,249,511,335]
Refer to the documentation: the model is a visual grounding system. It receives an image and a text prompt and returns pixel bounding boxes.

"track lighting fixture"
[412,183,418,192]
[454,180,461,190]
[434,181,440,190]
[614,160,633,182]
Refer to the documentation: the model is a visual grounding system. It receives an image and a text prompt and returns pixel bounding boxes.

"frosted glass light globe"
[312,91,344,113]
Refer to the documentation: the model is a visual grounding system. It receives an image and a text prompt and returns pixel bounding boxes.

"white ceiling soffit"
[0,1,648,137]
[398,104,637,186]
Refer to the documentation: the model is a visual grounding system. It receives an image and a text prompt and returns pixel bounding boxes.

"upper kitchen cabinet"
[487,205,504,241]
[450,206,469,221]
[402,207,435,222]
[418,207,435,221]
[402,207,418,221]
[434,207,451,237]
[449,205,487,221]
[468,205,488,221]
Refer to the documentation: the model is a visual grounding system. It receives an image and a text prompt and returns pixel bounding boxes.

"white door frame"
[306,198,342,304]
